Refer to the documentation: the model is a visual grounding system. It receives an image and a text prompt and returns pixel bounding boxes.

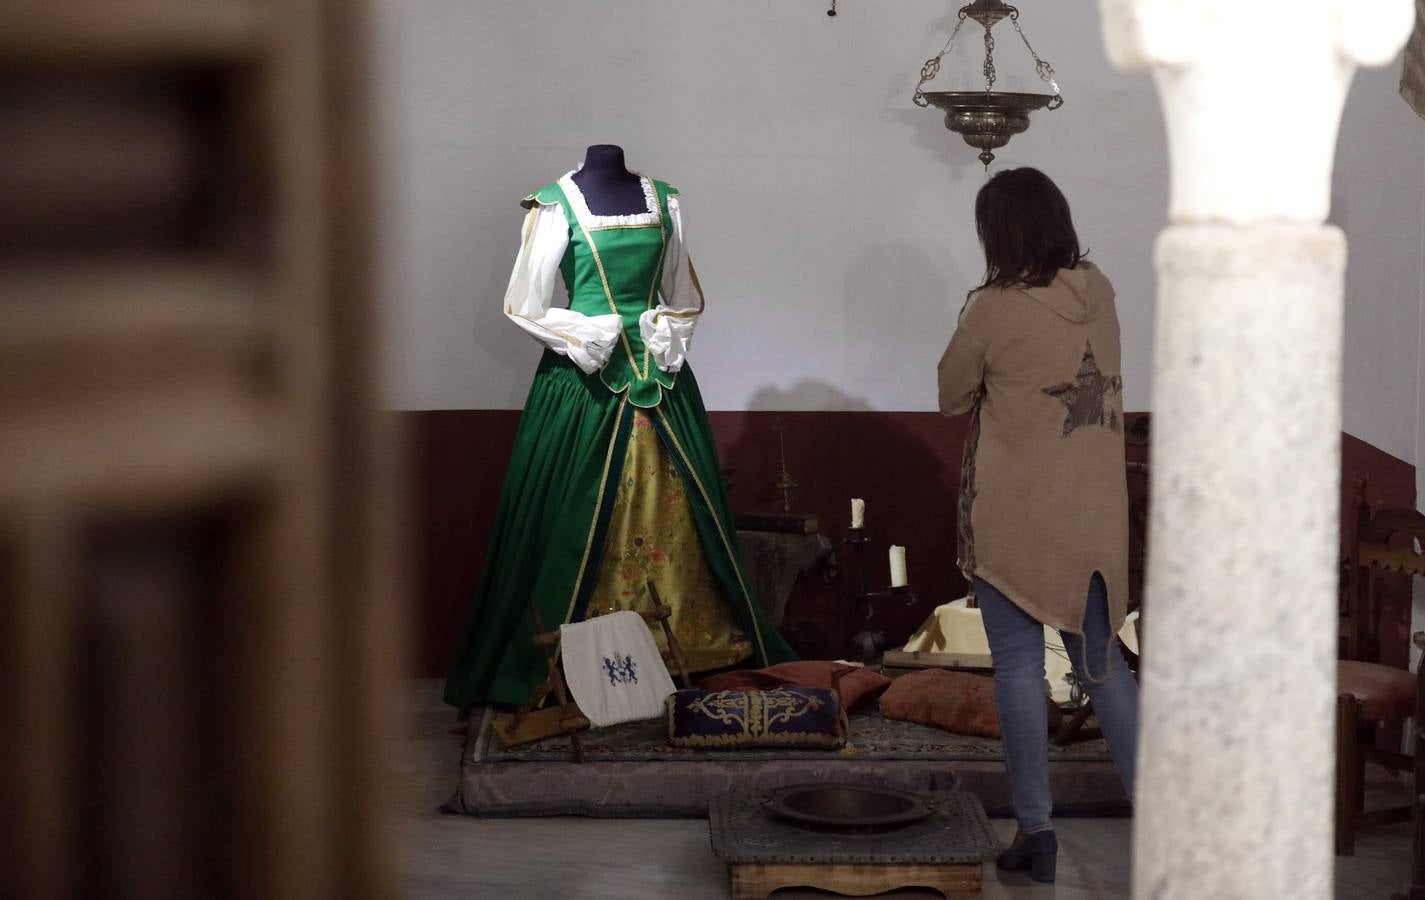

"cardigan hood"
[1018,263,1115,325]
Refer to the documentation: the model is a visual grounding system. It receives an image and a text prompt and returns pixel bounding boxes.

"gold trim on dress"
[556,175,678,389]
[640,215,672,377]
[505,205,586,348]
[572,210,645,382]
[572,192,670,396]
[584,410,753,669]
[651,257,707,322]
[585,223,664,232]
[655,407,770,665]
[562,397,631,625]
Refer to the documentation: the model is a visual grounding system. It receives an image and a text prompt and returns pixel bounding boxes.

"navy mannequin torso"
[571,145,647,216]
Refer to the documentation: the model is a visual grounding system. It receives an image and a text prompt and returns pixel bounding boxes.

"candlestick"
[889,545,908,588]
[850,498,865,529]
[773,417,798,513]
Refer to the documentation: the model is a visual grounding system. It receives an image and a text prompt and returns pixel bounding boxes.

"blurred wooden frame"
[0,4,402,900]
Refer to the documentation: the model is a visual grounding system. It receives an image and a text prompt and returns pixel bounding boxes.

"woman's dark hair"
[973,167,1087,291]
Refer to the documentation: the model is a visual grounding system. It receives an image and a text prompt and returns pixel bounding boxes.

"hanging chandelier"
[912,0,1064,168]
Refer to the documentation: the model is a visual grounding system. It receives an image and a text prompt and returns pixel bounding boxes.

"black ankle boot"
[995,829,1057,883]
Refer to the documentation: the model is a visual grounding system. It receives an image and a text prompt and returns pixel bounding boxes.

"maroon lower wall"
[404,409,1416,678]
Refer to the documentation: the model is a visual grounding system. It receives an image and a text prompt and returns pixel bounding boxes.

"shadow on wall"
[741,380,876,412]
[884,105,988,183]
[711,380,971,655]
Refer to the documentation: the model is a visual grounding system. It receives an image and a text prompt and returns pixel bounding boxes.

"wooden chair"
[1334,490,1425,871]
[494,581,693,762]
[1343,478,1386,661]
[1394,633,1425,900]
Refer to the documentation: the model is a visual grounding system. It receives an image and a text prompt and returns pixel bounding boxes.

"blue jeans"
[976,574,1139,834]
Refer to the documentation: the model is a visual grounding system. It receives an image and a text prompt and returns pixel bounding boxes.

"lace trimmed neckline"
[559,170,660,229]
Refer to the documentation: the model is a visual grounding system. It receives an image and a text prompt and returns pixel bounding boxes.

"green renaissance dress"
[443,172,795,710]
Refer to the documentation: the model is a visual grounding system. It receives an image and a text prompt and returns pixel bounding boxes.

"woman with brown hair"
[937,167,1140,883]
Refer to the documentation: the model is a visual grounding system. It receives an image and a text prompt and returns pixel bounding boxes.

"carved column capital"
[1100,0,1415,223]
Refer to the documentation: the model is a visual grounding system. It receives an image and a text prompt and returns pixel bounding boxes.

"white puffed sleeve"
[504,203,622,374]
[639,195,704,374]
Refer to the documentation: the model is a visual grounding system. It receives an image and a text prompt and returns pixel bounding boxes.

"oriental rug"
[446,707,1126,819]
[473,707,1111,764]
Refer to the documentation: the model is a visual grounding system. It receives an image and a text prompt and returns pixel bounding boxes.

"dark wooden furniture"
[1334,495,1425,860]
[1343,478,1380,661]
[1342,477,1420,664]
[740,528,842,660]
[1336,660,1417,856]
[1393,632,1425,900]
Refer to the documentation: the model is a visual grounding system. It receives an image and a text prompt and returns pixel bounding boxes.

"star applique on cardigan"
[1042,341,1123,437]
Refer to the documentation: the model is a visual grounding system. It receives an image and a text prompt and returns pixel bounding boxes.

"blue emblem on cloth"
[603,654,639,686]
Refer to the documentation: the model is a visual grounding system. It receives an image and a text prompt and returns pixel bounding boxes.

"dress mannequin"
[570,144,647,216]
[444,150,798,711]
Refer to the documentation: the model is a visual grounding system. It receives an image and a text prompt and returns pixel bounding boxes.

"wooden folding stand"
[494,581,693,762]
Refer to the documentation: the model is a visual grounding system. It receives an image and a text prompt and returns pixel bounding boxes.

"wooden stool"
[711,790,997,900]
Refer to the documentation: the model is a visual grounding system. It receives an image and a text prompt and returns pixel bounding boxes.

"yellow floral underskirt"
[585,411,753,673]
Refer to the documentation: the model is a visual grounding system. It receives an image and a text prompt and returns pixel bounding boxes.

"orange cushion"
[879,670,1002,738]
[879,669,1065,738]
[1338,661,1416,722]
[698,660,892,712]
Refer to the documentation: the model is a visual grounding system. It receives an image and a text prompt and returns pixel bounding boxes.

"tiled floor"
[391,680,1414,899]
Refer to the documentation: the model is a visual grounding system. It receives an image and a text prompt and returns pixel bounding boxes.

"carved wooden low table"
[709,787,999,900]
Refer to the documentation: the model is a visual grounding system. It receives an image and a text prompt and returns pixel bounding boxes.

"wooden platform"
[447,706,1127,819]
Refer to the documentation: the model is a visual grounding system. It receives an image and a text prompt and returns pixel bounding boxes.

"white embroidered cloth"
[560,611,677,728]
[1404,0,1425,120]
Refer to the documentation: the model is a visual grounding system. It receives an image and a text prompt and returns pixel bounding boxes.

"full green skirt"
[443,353,795,709]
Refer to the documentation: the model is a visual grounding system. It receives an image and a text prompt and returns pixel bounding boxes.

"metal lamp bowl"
[762,784,933,833]
[922,90,1061,165]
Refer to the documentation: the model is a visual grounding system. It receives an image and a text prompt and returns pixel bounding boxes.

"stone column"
[1098,3,1416,898]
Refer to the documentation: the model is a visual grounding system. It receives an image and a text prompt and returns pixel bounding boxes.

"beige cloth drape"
[902,600,1139,704]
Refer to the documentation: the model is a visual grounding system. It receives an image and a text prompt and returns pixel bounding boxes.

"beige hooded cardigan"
[937,264,1129,635]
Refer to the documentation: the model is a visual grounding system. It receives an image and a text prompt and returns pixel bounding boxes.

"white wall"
[1336,69,1425,462]
[372,0,1425,461]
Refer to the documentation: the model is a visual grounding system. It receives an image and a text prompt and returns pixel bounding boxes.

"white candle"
[851,498,865,529]
[889,545,908,587]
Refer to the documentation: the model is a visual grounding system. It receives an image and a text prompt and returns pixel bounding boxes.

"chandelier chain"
[983,27,996,92]
[1010,14,1063,108]
[912,13,967,108]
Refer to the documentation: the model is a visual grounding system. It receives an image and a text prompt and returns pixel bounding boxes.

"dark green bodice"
[527,178,680,409]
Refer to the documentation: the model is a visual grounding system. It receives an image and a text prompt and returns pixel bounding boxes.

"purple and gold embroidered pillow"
[665,687,847,750]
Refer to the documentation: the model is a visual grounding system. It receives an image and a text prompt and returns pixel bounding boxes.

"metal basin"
[763,784,933,834]
[921,90,1060,165]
